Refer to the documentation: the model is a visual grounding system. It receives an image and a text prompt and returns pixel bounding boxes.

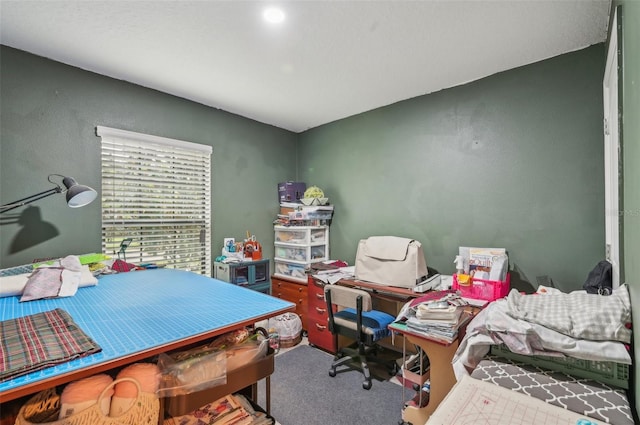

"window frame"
[97,126,213,276]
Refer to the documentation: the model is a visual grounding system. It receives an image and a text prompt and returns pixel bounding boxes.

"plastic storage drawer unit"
[273,259,307,283]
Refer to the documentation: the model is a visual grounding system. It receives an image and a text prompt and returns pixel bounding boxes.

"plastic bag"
[268,312,302,339]
[156,347,227,397]
[156,328,268,397]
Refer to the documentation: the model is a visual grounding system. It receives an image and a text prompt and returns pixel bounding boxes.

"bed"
[0,268,295,403]
[437,284,635,425]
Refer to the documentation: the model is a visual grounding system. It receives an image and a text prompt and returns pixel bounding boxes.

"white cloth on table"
[0,256,98,298]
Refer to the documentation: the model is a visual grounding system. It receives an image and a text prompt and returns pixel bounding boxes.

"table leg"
[265,375,271,415]
[401,334,459,424]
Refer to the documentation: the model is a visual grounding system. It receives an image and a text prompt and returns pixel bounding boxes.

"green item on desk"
[79,253,110,265]
[389,321,408,331]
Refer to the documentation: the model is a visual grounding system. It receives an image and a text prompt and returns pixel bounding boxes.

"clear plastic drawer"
[274,226,327,246]
[275,245,328,262]
[273,260,307,282]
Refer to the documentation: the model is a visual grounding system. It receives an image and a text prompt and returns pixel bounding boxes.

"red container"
[452,273,511,301]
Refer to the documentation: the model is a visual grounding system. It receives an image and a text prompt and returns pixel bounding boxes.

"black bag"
[583,260,612,295]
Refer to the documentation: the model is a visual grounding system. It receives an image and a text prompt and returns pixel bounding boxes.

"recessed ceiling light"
[263,7,285,24]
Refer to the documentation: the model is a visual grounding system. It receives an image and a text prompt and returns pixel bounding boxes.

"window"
[97,126,212,276]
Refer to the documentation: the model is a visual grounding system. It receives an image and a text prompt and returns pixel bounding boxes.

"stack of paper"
[407,310,467,343]
[401,293,471,343]
[415,303,462,321]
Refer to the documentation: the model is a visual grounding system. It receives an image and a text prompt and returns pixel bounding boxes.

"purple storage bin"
[278,181,306,203]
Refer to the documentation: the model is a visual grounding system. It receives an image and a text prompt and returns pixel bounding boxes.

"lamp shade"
[63,177,98,208]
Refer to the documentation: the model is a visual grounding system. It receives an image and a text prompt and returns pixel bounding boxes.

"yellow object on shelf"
[457,274,471,286]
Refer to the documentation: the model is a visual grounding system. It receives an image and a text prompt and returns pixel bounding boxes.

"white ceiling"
[0,1,611,133]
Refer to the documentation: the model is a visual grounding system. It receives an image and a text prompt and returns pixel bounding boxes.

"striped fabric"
[0,308,101,381]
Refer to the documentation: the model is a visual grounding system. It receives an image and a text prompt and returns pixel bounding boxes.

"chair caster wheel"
[329,368,336,377]
[362,380,372,390]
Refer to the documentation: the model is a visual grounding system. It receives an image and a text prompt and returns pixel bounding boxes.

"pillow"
[20,268,63,302]
[0,273,31,297]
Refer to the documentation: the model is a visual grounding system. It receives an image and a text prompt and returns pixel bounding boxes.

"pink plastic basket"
[452,273,510,301]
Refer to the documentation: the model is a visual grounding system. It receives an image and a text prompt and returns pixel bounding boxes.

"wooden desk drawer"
[307,318,336,353]
[308,288,327,308]
[271,287,308,309]
[272,283,306,299]
[306,277,336,352]
[308,303,329,321]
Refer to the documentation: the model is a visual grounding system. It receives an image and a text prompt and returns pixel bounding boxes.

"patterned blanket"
[506,284,631,343]
[0,308,101,381]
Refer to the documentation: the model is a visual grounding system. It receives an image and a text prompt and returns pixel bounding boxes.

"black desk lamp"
[0,174,98,214]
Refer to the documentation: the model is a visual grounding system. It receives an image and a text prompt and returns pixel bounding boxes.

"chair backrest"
[325,285,372,312]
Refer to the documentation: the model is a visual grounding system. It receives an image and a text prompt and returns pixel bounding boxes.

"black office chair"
[325,285,398,390]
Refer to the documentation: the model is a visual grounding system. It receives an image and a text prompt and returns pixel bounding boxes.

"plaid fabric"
[506,284,632,343]
[0,308,101,381]
[112,259,137,272]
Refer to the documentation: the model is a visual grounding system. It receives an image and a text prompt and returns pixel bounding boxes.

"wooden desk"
[337,278,417,301]
[335,278,476,422]
[389,320,470,424]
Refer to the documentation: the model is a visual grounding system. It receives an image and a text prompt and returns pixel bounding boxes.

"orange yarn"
[114,363,160,397]
[60,373,114,403]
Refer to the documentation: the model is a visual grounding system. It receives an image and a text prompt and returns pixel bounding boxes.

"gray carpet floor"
[258,344,405,425]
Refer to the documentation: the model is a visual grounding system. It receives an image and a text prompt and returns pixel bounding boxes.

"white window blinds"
[97,126,212,276]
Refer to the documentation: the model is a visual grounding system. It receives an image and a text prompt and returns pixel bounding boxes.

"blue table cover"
[0,268,293,394]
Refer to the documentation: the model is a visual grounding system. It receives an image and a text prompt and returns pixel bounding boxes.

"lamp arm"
[0,187,62,214]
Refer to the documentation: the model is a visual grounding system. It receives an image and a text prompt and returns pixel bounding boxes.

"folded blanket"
[0,308,101,381]
[506,284,631,343]
[452,298,632,381]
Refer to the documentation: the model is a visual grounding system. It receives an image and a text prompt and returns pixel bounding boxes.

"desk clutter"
[275,182,334,227]
[452,247,510,302]
[396,291,474,344]
[219,231,264,262]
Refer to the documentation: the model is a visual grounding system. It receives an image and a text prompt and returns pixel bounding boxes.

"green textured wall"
[0,44,612,291]
[617,0,640,415]
[1,11,636,417]
[299,45,606,293]
[0,46,298,268]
